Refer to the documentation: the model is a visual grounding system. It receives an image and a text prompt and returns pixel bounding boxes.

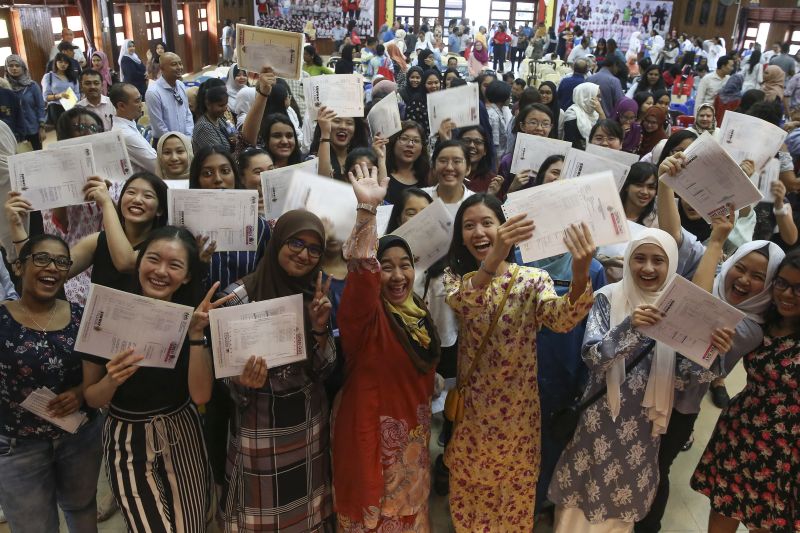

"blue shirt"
[382,29,395,43]
[0,260,17,301]
[41,72,80,103]
[557,74,587,110]
[448,33,461,53]
[587,67,624,118]
[11,83,46,136]
[144,77,194,139]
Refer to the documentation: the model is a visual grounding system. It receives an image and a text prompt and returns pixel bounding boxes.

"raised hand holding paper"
[236,24,304,80]
[502,171,629,263]
[47,130,132,183]
[391,200,454,271]
[167,189,259,252]
[659,132,762,222]
[9,144,96,211]
[427,83,480,134]
[510,133,571,174]
[718,111,787,172]
[303,75,365,119]
[367,92,403,138]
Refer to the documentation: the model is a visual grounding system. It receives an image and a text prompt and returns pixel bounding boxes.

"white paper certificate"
[718,110,787,172]
[755,158,780,203]
[391,200,454,272]
[563,147,631,191]
[639,275,745,369]
[426,83,480,134]
[47,131,133,183]
[208,294,306,378]
[76,284,193,369]
[304,74,365,119]
[377,204,393,237]
[660,132,763,222]
[260,158,319,220]
[20,387,87,434]
[502,171,630,263]
[510,133,572,174]
[585,143,641,167]
[283,170,357,241]
[367,92,403,138]
[167,189,259,252]
[9,144,96,211]
[236,24,303,80]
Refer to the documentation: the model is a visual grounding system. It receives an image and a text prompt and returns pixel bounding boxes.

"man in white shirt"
[76,70,115,131]
[221,20,234,62]
[695,54,734,106]
[144,52,193,143]
[49,28,86,67]
[110,83,157,174]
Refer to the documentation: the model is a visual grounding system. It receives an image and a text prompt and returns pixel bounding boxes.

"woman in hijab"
[4,55,45,150]
[224,63,248,112]
[468,40,489,77]
[118,39,147,97]
[548,228,733,532]
[155,132,193,184]
[406,69,441,139]
[386,42,408,87]
[333,163,440,532]
[564,82,602,150]
[89,50,113,95]
[615,96,642,153]
[713,72,743,125]
[688,102,716,136]
[761,65,785,107]
[538,80,562,139]
[637,106,668,157]
[218,209,336,532]
[398,66,424,106]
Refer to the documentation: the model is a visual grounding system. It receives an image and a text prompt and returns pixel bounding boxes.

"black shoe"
[680,435,694,452]
[710,384,730,408]
[437,430,446,447]
[433,455,449,496]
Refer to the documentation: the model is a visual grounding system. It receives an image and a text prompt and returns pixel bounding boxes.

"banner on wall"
[554,0,673,51]
[255,0,375,39]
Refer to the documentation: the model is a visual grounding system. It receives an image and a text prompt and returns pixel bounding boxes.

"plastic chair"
[676,115,695,128]
[669,103,689,115]
[671,126,685,134]
[685,98,695,115]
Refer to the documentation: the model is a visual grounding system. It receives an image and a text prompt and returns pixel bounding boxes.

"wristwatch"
[188,336,208,347]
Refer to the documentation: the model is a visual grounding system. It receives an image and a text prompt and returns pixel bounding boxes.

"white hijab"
[596,228,678,436]
[564,82,600,141]
[118,39,142,82]
[712,240,785,324]
[225,63,247,109]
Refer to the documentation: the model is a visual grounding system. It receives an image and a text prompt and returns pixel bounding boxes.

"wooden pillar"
[161,0,179,52]
[207,0,218,66]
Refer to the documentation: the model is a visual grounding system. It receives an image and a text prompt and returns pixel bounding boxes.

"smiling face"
[538,84,553,104]
[521,109,553,137]
[461,203,500,263]
[425,74,441,93]
[434,145,469,187]
[241,153,274,213]
[277,230,322,277]
[235,69,248,87]
[331,117,355,148]
[541,160,564,184]
[394,127,423,165]
[625,175,657,211]
[206,96,229,120]
[138,239,191,301]
[696,107,714,130]
[17,240,70,301]
[400,194,431,225]
[379,246,415,304]
[459,130,486,165]
[408,71,422,88]
[724,251,768,306]
[642,114,660,133]
[198,153,236,189]
[267,122,297,163]
[590,126,622,149]
[772,265,800,319]
[639,96,654,116]
[160,136,189,178]
[629,243,669,291]
[120,178,161,225]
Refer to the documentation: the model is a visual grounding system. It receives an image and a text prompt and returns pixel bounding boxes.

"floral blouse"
[0,303,86,439]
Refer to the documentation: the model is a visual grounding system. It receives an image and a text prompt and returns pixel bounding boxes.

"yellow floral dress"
[443,266,594,532]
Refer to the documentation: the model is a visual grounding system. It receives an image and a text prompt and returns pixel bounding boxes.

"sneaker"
[710,383,730,409]
[680,434,694,452]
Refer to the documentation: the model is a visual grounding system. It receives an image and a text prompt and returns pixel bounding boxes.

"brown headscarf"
[386,43,408,72]
[762,65,785,105]
[637,106,668,156]
[242,210,326,302]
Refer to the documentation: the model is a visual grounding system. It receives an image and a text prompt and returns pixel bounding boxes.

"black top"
[386,175,419,206]
[91,231,140,293]
[83,342,191,414]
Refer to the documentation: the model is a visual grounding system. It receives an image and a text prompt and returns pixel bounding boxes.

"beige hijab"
[155,132,193,180]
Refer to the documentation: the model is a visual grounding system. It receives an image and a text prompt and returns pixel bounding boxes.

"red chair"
[671,126,684,134]
[676,115,695,128]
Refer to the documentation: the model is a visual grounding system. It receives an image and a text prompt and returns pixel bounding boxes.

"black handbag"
[550,347,650,446]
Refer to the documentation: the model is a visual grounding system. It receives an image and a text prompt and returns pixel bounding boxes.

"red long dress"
[332,267,437,532]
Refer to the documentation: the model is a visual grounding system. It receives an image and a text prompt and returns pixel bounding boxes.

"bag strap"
[458,264,519,390]
[575,342,651,412]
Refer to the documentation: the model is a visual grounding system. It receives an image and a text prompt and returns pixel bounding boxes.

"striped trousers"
[103,401,213,533]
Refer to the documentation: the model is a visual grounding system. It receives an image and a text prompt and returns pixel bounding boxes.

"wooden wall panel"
[124,4,151,62]
[15,7,54,82]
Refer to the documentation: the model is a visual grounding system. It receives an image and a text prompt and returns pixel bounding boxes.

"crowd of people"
[0,10,799,533]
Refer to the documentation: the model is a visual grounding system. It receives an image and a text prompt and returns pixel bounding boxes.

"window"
[145,5,162,45]
[197,7,208,32]
[50,8,87,54]
[0,17,12,65]
[698,0,711,25]
[684,0,696,25]
[392,0,464,33]
[714,3,727,27]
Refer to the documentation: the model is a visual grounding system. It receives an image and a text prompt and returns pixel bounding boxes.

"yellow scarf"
[385,295,431,349]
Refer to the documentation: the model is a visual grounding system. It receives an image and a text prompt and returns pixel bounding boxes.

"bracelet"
[479,261,497,276]
[255,85,270,98]
[311,325,331,336]
[356,202,378,215]
[188,336,207,347]
[12,237,29,244]
[773,204,790,216]
[319,138,331,143]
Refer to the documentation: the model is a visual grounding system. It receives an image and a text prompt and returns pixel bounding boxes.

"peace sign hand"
[189,281,235,337]
[308,271,333,332]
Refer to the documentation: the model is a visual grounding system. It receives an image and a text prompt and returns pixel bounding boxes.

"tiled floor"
[0,362,749,533]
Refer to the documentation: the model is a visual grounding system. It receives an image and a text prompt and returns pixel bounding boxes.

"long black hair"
[589,119,624,144]
[304,45,323,66]
[189,145,242,189]
[116,171,169,230]
[132,225,202,307]
[195,78,226,118]
[533,154,565,187]
[448,193,514,276]
[259,113,302,166]
[657,129,697,166]
[619,162,658,224]
[455,126,491,179]
[386,120,431,185]
[309,117,369,180]
[386,187,433,234]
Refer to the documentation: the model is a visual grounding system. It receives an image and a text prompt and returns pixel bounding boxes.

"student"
[333,165,440,530]
[444,194,595,531]
[589,119,625,150]
[0,235,103,533]
[218,210,336,531]
[564,83,602,150]
[614,97,642,154]
[384,120,430,205]
[237,148,274,215]
[497,103,554,196]
[82,226,232,532]
[118,39,147,98]
[619,162,659,226]
[421,140,475,215]
[156,132,193,183]
[313,107,370,181]
[192,82,233,152]
[405,70,441,140]
[485,80,513,159]
[42,53,80,127]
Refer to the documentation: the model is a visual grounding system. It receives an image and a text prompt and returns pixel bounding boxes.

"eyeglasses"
[71,123,100,133]
[773,277,800,297]
[524,120,552,129]
[172,87,184,105]
[435,157,466,167]
[397,135,422,146]
[591,135,617,144]
[25,252,73,271]
[460,138,485,147]
[285,238,323,259]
